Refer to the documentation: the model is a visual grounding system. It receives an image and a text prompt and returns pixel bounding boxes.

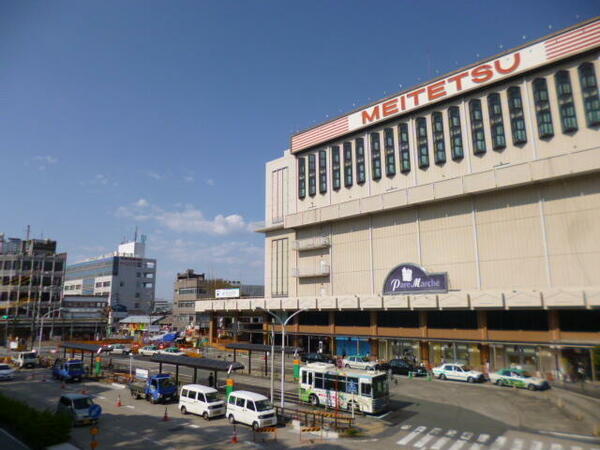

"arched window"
[431,112,446,164]
[398,123,411,173]
[578,62,600,127]
[416,117,429,168]
[370,132,382,180]
[469,99,486,154]
[355,138,366,184]
[487,93,506,150]
[448,106,464,160]
[507,86,527,145]
[532,78,554,138]
[384,127,396,176]
[555,71,578,133]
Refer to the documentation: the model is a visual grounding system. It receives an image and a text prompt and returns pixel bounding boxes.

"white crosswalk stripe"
[529,440,543,450]
[430,437,450,449]
[490,436,507,450]
[549,444,563,450]
[468,444,483,450]
[413,433,435,448]
[513,438,525,450]
[397,426,427,446]
[446,429,458,438]
[448,440,467,450]
[477,434,490,443]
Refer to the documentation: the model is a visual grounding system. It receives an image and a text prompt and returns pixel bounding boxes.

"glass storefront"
[378,340,420,363]
[429,342,482,369]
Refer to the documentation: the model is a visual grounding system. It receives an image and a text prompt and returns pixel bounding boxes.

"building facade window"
[343,142,353,187]
[578,62,600,127]
[298,157,306,199]
[533,78,554,138]
[431,112,446,164]
[270,238,288,296]
[308,153,316,196]
[384,127,396,176]
[332,145,341,190]
[469,99,486,154]
[555,70,578,133]
[355,137,366,184]
[318,149,327,194]
[487,93,506,150]
[398,123,411,173]
[448,106,464,160]
[507,86,527,144]
[416,117,429,168]
[370,132,382,179]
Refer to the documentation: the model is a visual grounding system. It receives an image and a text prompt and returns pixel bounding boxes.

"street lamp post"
[258,307,305,409]
[38,307,62,353]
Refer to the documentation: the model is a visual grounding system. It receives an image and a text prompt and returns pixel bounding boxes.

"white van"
[14,351,39,369]
[226,391,277,430]
[178,384,225,420]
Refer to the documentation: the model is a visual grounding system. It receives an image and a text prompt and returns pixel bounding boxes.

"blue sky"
[1,1,598,299]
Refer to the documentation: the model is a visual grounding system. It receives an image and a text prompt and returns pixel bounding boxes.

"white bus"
[298,363,389,414]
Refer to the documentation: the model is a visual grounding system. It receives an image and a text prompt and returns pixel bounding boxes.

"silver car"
[57,393,102,425]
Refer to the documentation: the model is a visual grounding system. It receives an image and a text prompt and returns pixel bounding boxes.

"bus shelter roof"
[226,343,302,354]
[150,354,244,372]
[59,342,106,353]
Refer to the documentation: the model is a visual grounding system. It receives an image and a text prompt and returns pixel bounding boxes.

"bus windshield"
[372,375,388,398]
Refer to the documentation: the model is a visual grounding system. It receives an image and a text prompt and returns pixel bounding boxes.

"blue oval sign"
[88,404,102,419]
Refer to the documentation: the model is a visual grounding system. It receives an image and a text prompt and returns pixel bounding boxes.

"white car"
[139,345,159,356]
[158,347,186,356]
[227,390,277,431]
[342,356,378,371]
[13,351,39,369]
[0,363,16,381]
[432,363,485,383]
[489,368,549,391]
[110,344,131,355]
[179,384,225,419]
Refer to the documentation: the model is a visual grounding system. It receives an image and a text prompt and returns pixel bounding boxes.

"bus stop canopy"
[59,342,110,373]
[225,343,302,376]
[150,354,244,386]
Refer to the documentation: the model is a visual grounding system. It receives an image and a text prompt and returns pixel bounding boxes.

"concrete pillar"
[328,311,335,335]
[420,341,430,368]
[208,314,217,344]
[548,310,560,342]
[370,311,378,336]
[418,311,428,338]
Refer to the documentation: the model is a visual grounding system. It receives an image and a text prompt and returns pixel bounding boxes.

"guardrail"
[274,405,354,431]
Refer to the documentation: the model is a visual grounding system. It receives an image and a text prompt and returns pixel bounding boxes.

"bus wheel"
[309,394,319,407]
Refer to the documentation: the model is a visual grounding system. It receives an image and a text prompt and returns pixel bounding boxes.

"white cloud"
[28,155,58,171]
[80,173,118,187]
[145,170,164,181]
[183,176,194,183]
[205,178,215,186]
[115,200,255,236]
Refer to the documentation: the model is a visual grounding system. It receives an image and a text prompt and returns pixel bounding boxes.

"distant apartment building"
[173,269,209,330]
[0,234,66,337]
[64,239,156,321]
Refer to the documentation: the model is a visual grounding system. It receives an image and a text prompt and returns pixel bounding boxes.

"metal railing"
[274,405,354,430]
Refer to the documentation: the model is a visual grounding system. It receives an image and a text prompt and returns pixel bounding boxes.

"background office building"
[199,19,600,381]
[64,238,156,322]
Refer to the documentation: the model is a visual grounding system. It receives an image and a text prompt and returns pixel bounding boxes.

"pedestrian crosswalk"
[395,425,600,450]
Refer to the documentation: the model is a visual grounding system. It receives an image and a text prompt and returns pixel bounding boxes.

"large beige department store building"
[199,18,600,381]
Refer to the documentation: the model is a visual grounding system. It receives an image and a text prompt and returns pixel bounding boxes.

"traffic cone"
[116,394,122,407]
[231,432,238,444]
[162,407,169,422]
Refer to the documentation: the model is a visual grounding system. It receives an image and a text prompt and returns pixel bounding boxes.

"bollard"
[408,371,414,380]
[427,372,432,381]
[116,394,122,407]
[226,378,235,399]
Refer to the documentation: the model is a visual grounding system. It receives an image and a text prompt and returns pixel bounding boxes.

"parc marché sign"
[383,264,448,295]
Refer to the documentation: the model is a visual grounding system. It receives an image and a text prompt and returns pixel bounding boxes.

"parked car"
[342,355,378,371]
[300,353,335,364]
[227,391,277,431]
[432,363,485,383]
[489,368,549,391]
[57,393,102,426]
[179,384,225,419]
[139,345,159,356]
[110,344,131,355]
[388,359,428,376]
[0,363,16,381]
[129,373,178,404]
[158,347,185,356]
[52,359,85,382]
[13,351,39,369]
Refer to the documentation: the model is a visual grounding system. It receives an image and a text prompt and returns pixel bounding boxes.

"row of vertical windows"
[297,63,600,198]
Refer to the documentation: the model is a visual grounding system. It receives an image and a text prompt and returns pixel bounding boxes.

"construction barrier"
[301,426,321,432]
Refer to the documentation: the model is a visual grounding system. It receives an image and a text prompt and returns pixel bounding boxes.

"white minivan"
[179,384,225,420]
[226,391,277,431]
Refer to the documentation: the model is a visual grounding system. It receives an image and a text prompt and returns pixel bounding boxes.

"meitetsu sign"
[291,19,600,153]
[383,264,448,295]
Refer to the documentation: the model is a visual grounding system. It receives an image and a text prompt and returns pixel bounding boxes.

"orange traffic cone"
[231,424,238,444]
[116,394,122,407]
[162,407,169,422]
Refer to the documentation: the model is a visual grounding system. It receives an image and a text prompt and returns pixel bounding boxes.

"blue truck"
[52,358,85,382]
[129,373,177,404]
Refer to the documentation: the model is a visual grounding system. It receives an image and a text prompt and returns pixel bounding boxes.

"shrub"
[0,393,71,449]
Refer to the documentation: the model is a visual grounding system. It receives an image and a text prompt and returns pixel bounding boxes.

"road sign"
[88,405,102,419]
[347,381,358,394]
[90,426,99,436]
